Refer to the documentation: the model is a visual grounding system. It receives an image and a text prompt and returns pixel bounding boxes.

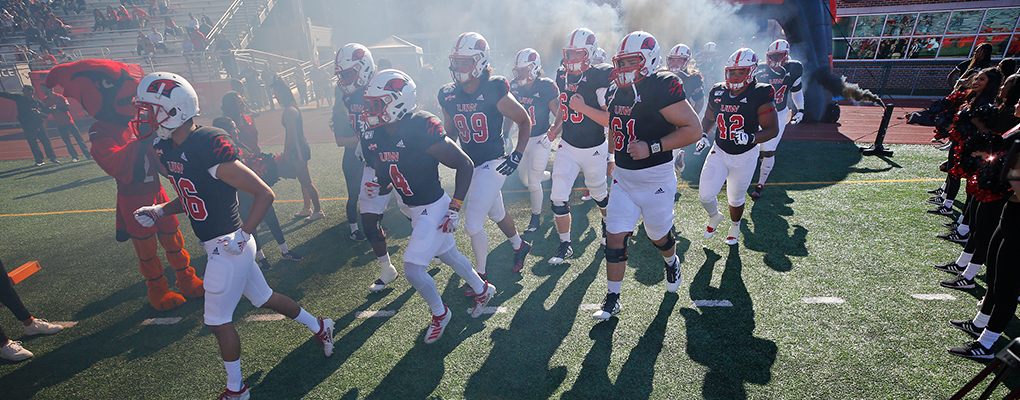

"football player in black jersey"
[131,72,333,400]
[666,43,705,173]
[363,69,495,343]
[506,48,560,234]
[583,31,704,320]
[439,32,533,279]
[695,49,780,247]
[751,39,804,198]
[547,27,615,264]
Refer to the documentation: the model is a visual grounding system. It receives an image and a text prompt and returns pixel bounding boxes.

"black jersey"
[753,60,803,112]
[333,85,359,140]
[372,110,447,207]
[707,82,775,155]
[438,75,510,165]
[606,71,687,170]
[556,63,614,148]
[677,70,704,103]
[510,77,559,137]
[154,126,242,242]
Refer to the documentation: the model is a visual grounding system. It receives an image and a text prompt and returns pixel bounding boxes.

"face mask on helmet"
[667,56,689,73]
[613,55,646,87]
[725,66,755,91]
[449,55,481,83]
[337,65,363,95]
[361,94,395,129]
[563,48,589,73]
[767,51,788,70]
[133,101,180,140]
[513,66,534,83]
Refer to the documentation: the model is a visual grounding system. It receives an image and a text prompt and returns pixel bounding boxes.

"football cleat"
[941,275,976,290]
[281,251,304,261]
[933,261,966,274]
[751,184,763,199]
[926,196,945,205]
[937,231,969,244]
[350,229,367,241]
[257,257,273,270]
[524,214,541,233]
[927,187,945,196]
[949,319,982,337]
[664,257,682,293]
[592,292,621,321]
[724,223,740,246]
[947,340,993,360]
[512,241,532,273]
[294,209,312,218]
[315,318,335,357]
[424,305,451,344]
[23,318,63,336]
[549,242,573,265]
[465,273,486,297]
[943,221,960,230]
[0,340,32,361]
[581,190,592,201]
[217,382,250,400]
[368,276,398,293]
[704,213,725,239]
[470,282,496,318]
[927,206,954,217]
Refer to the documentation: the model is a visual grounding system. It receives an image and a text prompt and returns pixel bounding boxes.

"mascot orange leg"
[132,234,186,311]
[159,230,204,298]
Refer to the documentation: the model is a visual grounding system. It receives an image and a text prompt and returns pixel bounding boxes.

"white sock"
[508,234,523,250]
[224,360,243,392]
[957,214,965,224]
[955,252,973,267]
[439,249,485,293]
[940,183,947,190]
[731,220,740,227]
[255,250,266,260]
[607,280,622,294]
[379,255,397,283]
[663,254,677,266]
[957,224,970,236]
[279,242,289,253]
[943,199,953,208]
[378,253,391,270]
[559,232,571,242]
[701,200,719,217]
[349,223,359,233]
[962,262,982,280]
[978,330,1001,349]
[404,262,445,315]
[470,231,488,275]
[758,156,775,186]
[973,312,990,329]
[294,309,320,333]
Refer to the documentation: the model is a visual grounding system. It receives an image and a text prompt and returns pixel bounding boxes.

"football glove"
[733,129,755,146]
[496,151,523,175]
[364,180,381,198]
[790,111,804,125]
[217,228,250,256]
[539,135,552,149]
[133,204,164,228]
[439,198,463,233]
[693,134,711,155]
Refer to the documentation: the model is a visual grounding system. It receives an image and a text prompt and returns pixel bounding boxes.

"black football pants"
[980,200,1020,334]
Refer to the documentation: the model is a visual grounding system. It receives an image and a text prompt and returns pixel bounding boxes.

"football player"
[751,39,804,198]
[507,48,560,234]
[547,27,615,264]
[697,41,721,112]
[588,31,704,320]
[695,48,779,246]
[334,43,402,293]
[666,43,705,173]
[439,32,533,279]
[131,72,333,400]
[363,69,495,343]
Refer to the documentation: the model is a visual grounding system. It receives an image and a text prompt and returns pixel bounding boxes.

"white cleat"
[725,223,740,246]
[470,282,496,318]
[425,305,451,344]
[704,213,725,239]
[592,292,621,321]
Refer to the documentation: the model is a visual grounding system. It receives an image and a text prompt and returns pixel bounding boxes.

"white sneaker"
[1,340,32,361]
[293,209,312,218]
[305,211,325,221]
[24,318,63,335]
[704,213,725,239]
[664,256,682,293]
[725,223,740,246]
[581,190,592,201]
[424,305,451,344]
[471,282,496,318]
[314,318,334,357]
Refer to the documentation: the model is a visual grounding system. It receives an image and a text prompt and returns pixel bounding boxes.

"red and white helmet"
[134,72,199,140]
[667,44,692,74]
[361,69,417,129]
[563,28,598,73]
[513,48,541,85]
[449,32,489,84]
[592,47,607,64]
[612,31,660,87]
[703,42,717,57]
[335,43,375,96]
[724,48,758,91]
[766,39,790,70]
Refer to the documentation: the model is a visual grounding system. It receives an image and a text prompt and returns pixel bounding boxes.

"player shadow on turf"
[0,307,201,398]
[363,273,490,400]
[252,287,416,400]
[680,247,776,399]
[744,187,808,272]
[463,245,604,399]
[630,224,693,287]
[13,175,114,199]
[559,318,619,399]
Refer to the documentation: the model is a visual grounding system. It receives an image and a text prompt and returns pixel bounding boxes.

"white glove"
[733,129,753,146]
[790,111,804,125]
[216,228,250,255]
[539,135,552,149]
[133,204,164,228]
[693,134,710,155]
[438,199,462,233]
[364,180,380,198]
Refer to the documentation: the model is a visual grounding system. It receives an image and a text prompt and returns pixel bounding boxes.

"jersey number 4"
[716,114,745,141]
[168,176,208,221]
[559,93,584,123]
[454,112,489,143]
[773,85,787,104]
[388,164,414,197]
[610,117,636,152]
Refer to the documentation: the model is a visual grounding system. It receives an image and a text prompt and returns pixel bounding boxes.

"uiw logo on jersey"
[457,103,478,112]
[614,105,632,116]
[721,105,741,112]
[379,152,399,162]
[168,161,184,174]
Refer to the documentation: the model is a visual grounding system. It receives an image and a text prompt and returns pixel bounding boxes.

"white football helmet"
[134,72,199,140]
[703,42,717,57]
[563,28,598,73]
[766,39,790,70]
[513,48,541,85]
[612,31,660,87]
[592,47,607,64]
[361,69,417,129]
[725,48,758,91]
[667,44,692,74]
[449,32,489,84]
[335,43,376,96]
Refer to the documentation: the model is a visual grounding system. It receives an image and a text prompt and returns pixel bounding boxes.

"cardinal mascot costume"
[46,59,203,311]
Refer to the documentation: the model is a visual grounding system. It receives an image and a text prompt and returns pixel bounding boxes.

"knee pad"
[551,201,570,217]
[653,228,676,251]
[594,195,609,209]
[363,218,386,243]
[605,243,629,263]
[728,198,746,208]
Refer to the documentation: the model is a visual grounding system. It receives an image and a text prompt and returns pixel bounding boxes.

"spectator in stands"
[199,13,213,36]
[148,27,167,54]
[39,48,56,66]
[1,10,15,37]
[187,12,199,30]
[41,85,89,162]
[136,31,155,55]
[163,15,179,37]
[106,5,119,28]
[75,0,87,15]
[53,49,72,63]
[293,64,307,106]
[181,30,194,64]
[130,5,147,28]
[0,85,60,166]
[115,5,132,30]
[949,43,992,89]
[214,33,236,78]
[272,79,323,220]
[43,13,68,39]
[92,8,109,32]
[0,258,64,362]
[999,58,1017,78]
[147,0,158,16]
[157,0,169,16]
[187,26,205,52]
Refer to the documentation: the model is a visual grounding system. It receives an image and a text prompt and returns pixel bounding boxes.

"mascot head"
[45,59,143,130]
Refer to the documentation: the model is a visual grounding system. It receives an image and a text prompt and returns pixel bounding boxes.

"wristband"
[748,133,756,144]
[449,198,463,212]
[649,140,663,154]
[607,153,615,163]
